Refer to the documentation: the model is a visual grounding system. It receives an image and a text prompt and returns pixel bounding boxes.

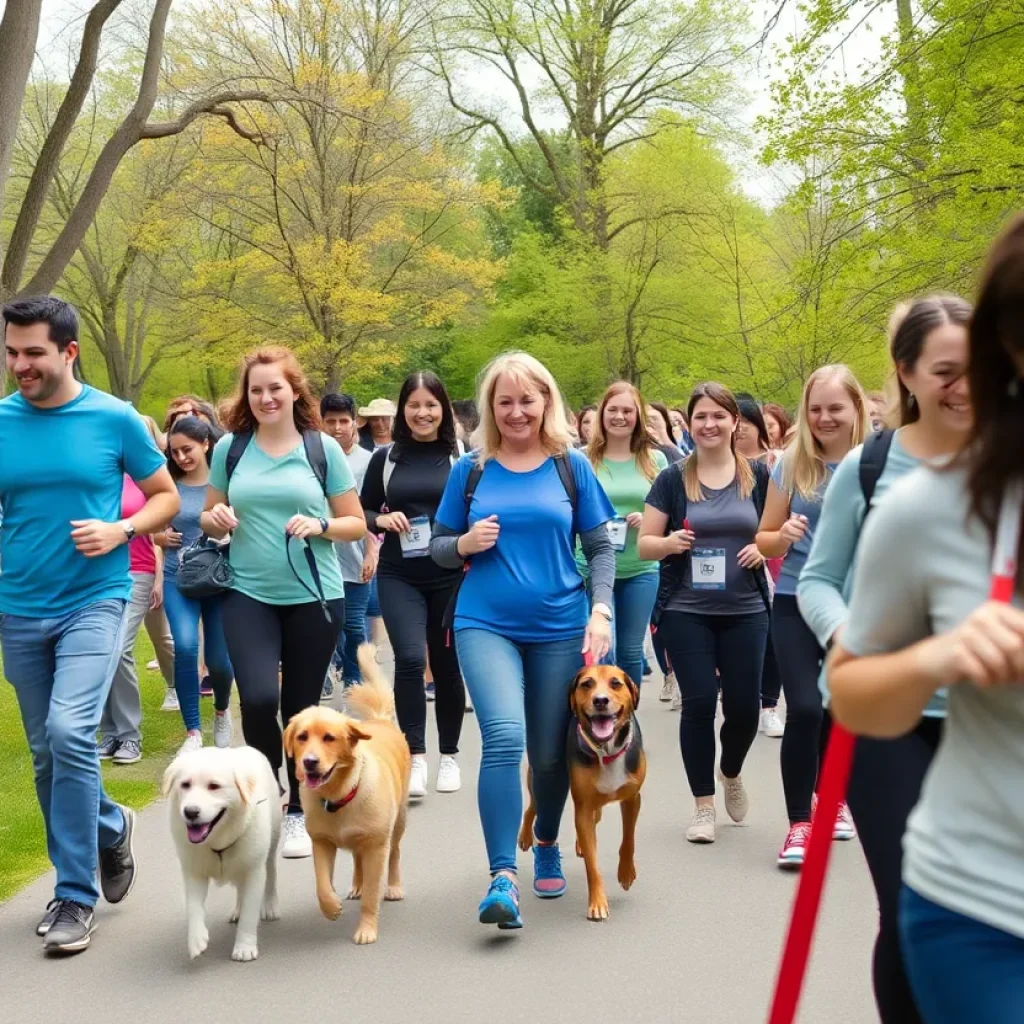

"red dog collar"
[577,723,630,765]
[322,785,359,813]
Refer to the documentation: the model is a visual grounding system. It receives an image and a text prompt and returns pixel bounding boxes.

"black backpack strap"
[463,460,484,518]
[553,452,578,532]
[859,429,895,521]
[225,430,253,497]
[752,458,771,520]
[302,430,329,497]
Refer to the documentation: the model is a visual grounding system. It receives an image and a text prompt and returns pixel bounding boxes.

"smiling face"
[900,321,971,432]
[283,706,370,793]
[602,390,639,442]
[247,361,296,427]
[764,412,782,448]
[579,408,597,443]
[689,396,737,453]
[404,386,442,442]
[669,409,686,439]
[734,416,764,457]
[163,750,254,846]
[493,371,545,447]
[4,322,77,407]
[570,665,639,745]
[168,431,208,475]
[806,376,857,450]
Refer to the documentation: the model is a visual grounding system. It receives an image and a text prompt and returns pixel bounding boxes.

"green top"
[576,449,668,580]
[209,432,355,606]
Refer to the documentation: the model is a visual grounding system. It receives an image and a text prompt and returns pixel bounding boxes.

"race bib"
[399,516,431,558]
[606,517,628,552]
[692,548,726,590]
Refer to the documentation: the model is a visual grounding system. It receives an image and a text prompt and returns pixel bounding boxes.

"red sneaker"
[833,801,857,841]
[777,821,812,870]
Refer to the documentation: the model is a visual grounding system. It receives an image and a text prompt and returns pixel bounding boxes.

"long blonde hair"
[782,364,871,499]
[684,382,755,502]
[587,381,660,482]
[472,351,574,463]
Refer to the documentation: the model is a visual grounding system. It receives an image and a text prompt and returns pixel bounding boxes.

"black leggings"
[377,571,464,756]
[760,616,782,708]
[773,595,830,823]
[660,610,769,796]
[222,591,344,813]
[846,716,942,1024]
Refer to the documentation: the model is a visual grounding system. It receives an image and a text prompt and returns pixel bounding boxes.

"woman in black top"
[360,372,465,798]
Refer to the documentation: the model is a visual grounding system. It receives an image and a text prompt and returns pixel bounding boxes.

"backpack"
[225,429,329,496]
[859,428,895,522]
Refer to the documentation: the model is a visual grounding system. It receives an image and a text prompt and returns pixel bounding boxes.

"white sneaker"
[436,755,461,793]
[147,659,159,671]
[408,755,428,799]
[718,768,749,823]
[761,707,785,738]
[213,711,233,749]
[281,814,312,859]
[177,731,203,756]
[160,688,180,712]
[659,674,674,702]
[669,672,682,711]
[687,805,717,843]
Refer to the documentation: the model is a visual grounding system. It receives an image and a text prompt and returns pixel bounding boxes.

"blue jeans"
[900,885,1024,1023]
[163,578,233,731]
[1,599,128,906]
[456,628,584,874]
[333,580,370,683]
[365,576,381,624]
[599,572,659,687]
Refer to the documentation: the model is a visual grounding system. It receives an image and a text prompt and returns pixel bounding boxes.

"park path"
[0,654,878,1023]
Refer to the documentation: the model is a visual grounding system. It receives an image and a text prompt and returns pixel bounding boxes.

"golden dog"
[283,644,409,945]
[519,664,646,921]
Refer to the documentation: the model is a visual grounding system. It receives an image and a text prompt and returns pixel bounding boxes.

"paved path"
[0,660,878,1023]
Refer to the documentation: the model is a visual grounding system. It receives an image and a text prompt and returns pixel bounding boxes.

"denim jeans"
[100,571,153,743]
[599,572,659,688]
[900,885,1024,1024]
[163,578,233,731]
[1,598,128,906]
[456,627,584,874]
[333,580,370,683]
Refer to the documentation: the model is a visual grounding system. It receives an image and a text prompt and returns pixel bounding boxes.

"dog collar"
[577,722,631,765]
[210,799,266,857]
[322,785,359,813]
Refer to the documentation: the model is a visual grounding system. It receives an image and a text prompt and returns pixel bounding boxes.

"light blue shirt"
[770,454,837,597]
[0,385,165,617]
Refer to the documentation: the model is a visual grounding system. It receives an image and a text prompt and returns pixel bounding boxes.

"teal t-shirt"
[0,385,165,617]
[577,450,668,579]
[209,432,355,606]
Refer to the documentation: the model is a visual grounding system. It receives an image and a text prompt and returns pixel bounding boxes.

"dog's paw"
[319,893,343,921]
[587,897,610,922]
[231,939,259,962]
[617,858,637,891]
[261,897,280,922]
[352,922,378,945]
[187,925,209,960]
[384,885,404,901]
[346,886,362,900]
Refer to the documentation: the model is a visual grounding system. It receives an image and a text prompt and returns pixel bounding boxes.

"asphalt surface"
[0,656,878,1023]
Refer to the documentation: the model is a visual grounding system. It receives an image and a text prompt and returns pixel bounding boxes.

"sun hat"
[358,398,396,417]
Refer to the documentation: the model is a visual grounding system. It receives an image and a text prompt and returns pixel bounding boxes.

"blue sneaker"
[532,843,566,898]
[479,874,522,929]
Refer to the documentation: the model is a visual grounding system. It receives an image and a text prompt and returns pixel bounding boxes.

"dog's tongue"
[591,716,616,742]
[305,773,325,790]
[187,822,212,844]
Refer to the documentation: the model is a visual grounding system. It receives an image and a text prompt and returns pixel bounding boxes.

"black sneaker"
[35,898,61,937]
[43,901,94,954]
[99,806,137,904]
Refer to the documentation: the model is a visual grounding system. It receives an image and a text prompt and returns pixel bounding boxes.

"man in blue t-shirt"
[0,296,178,955]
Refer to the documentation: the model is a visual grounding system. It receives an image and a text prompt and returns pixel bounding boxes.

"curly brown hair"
[221,346,323,435]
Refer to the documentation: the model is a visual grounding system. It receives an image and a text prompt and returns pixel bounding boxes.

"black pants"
[222,591,344,813]
[846,717,942,1024]
[660,610,769,796]
[760,615,782,708]
[377,570,464,756]
[773,595,831,823]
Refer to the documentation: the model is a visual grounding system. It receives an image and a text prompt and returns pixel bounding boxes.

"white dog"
[163,745,282,962]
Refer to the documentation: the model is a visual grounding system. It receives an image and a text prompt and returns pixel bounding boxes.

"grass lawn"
[0,632,213,902]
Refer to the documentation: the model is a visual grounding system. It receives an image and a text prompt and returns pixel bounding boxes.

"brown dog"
[283,644,410,945]
[519,664,646,921]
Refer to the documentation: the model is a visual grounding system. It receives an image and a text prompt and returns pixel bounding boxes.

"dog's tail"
[345,644,396,722]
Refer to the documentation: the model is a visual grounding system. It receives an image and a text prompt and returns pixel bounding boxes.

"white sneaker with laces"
[214,711,233,749]
[177,731,203,756]
[281,814,312,859]
[408,755,428,799]
[436,755,461,793]
[160,688,179,712]
[669,672,682,711]
[717,768,749,823]
[659,674,674,702]
[96,736,119,760]
[687,805,717,843]
[761,707,785,738]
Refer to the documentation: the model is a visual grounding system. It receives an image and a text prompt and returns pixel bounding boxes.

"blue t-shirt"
[770,454,837,597]
[435,448,614,643]
[0,385,165,617]
[163,482,208,577]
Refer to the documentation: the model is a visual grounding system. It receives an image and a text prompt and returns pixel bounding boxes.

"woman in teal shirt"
[202,347,366,859]
[581,381,667,687]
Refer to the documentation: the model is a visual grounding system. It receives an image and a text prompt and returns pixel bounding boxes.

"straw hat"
[358,398,396,418]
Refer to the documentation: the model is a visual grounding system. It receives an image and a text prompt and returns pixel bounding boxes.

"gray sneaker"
[96,736,119,760]
[35,898,61,937]
[99,806,137,904]
[43,901,95,954]
[112,740,141,765]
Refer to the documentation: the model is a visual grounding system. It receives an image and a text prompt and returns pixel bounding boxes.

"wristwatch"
[318,517,330,536]
[121,520,136,542]
[592,602,612,621]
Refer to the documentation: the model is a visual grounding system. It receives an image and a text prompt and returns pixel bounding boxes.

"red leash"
[767,482,1024,1023]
